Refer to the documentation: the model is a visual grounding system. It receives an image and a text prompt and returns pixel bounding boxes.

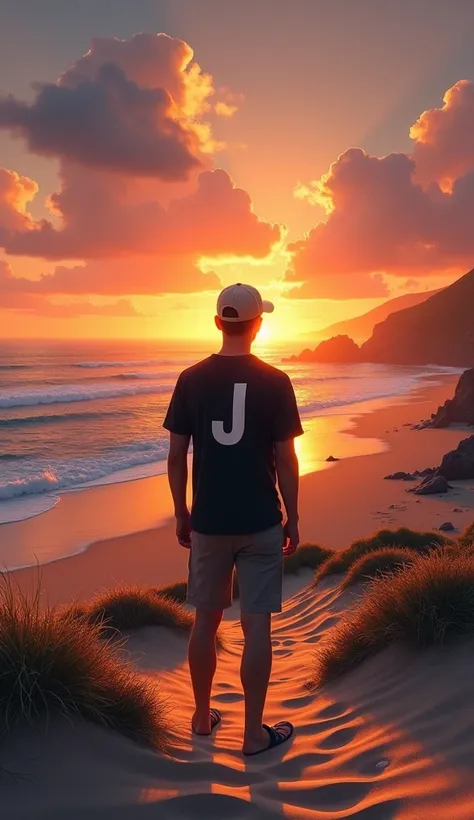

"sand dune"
[4,570,474,819]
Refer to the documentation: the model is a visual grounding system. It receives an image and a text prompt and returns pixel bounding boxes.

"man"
[163,283,303,756]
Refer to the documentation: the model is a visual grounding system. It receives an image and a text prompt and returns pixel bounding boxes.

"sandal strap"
[263,723,291,746]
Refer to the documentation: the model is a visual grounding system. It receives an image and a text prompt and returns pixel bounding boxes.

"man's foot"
[243,721,294,756]
[192,708,222,736]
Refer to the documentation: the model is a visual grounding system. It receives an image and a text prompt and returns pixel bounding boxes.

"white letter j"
[212,383,247,445]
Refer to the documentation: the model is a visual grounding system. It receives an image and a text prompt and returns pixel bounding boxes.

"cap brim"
[262,300,274,314]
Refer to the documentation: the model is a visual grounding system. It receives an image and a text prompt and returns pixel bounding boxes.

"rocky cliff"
[360,269,474,367]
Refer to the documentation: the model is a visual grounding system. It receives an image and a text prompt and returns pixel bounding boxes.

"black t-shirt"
[163,354,303,535]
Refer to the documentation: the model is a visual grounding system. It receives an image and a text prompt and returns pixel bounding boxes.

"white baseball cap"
[216,283,274,322]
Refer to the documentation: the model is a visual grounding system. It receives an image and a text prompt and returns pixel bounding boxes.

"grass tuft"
[458,521,474,549]
[0,577,170,750]
[340,548,417,590]
[284,543,334,575]
[87,585,193,635]
[310,551,474,687]
[314,527,450,585]
[155,581,187,605]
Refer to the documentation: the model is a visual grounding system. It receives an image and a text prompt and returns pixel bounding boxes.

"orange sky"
[1,1,474,341]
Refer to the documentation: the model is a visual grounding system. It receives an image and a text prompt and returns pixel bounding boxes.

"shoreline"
[0,385,393,570]
[0,370,447,571]
[9,374,474,605]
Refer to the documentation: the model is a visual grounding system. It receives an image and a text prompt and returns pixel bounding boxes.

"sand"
[4,572,474,819]
[2,376,474,818]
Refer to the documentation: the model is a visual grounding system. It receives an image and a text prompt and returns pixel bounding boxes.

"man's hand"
[176,510,191,548]
[283,519,299,557]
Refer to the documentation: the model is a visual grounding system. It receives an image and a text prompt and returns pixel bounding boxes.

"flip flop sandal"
[244,721,294,756]
[192,708,222,736]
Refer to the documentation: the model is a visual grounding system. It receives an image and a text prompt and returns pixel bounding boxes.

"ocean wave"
[0,495,60,525]
[117,371,176,380]
[298,382,418,416]
[0,382,171,408]
[74,359,172,368]
[0,408,133,427]
[0,442,167,501]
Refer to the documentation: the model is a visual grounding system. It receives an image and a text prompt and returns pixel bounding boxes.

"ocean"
[0,339,461,526]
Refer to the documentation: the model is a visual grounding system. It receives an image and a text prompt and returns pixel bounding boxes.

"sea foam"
[0,381,171,408]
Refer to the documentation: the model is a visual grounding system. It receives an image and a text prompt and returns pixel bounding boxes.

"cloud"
[214,101,239,117]
[214,91,243,118]
[0,255,220,296]
[6,295,142,317]
[288,79,474,299]
[0,261,142,315]
[0,169,37,236]
[61,32,215,119]
[2,167,281,262]
[0,31,267,301]
[411,80,474,188]
[0,32,237,183]
[0,62,201,180]
[288,141,474,298]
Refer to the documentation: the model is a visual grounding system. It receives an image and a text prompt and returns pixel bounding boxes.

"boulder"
[439,521,455,532]
[326,455,340,462]
[418,467,437,477]
[410,475,451,495]
[438,435,474,480]
[429,368,474,428]
[384,471,416,481]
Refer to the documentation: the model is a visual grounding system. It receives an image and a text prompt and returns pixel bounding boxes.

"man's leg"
[189,608,223,735]
[240,611,274,754]
[187,531,234,734]
[236,525,293,754]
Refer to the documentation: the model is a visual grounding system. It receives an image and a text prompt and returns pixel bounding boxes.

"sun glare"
[257,324,270,341]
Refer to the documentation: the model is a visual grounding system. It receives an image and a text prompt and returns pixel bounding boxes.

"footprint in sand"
[273,649,291,657]
[213,692,244,703]
[317,703,350,719]
[282,639,295,646]
[291,780,372,812]
[269,750,332,777]
[318,726,358,749]
[281,694,314,709]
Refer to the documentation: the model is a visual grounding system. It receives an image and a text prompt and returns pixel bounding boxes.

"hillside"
[361,268,474,366]
[307,289,440,343]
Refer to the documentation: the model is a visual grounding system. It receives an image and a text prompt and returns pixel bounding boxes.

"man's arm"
[167,432,191,547]
[275,438,300,556]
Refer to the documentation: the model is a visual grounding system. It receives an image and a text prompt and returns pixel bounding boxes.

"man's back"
[164,353,302,535]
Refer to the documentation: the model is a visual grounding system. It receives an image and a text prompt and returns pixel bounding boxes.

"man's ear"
[253,316,263,338]
[215,315,223,331]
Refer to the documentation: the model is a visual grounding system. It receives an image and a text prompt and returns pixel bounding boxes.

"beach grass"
[0,576,170,750]
[340,547,417,590]
[314,527,451,585]
[458,521,474,549]
[86,585,194,635]
[284,542,335,574]
[155,581,187,605]
[310,551,474,687]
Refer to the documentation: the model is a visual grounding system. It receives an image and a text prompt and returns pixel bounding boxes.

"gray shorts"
[187,524,285,613]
